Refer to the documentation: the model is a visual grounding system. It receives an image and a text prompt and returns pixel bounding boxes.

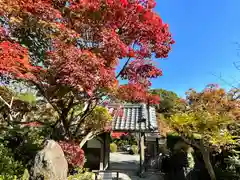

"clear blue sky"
[149,0,240,97]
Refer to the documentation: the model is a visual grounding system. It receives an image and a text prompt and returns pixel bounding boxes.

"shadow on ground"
[104,152,163,180]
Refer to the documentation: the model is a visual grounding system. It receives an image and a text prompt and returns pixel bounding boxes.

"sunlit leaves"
[0,0,174,140]
[0,41,37,80]
[116,83,160,104]
[84,106,112,131]
[169,85,239,148]
[47,41,116,92]
[0,0,173,101]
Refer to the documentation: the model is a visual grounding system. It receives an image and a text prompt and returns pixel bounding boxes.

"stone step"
[97,172,132,180]
[96,171,163,180]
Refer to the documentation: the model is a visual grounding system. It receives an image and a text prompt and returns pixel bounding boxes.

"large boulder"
[31,140,68,180]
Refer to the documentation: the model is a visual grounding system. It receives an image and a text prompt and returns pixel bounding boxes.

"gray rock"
[32,140,68,180]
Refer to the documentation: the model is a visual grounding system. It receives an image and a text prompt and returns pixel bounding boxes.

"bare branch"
[0,95,15,121]
[211,72,238,89]
[0,95,12,108]
[233,61,240,70]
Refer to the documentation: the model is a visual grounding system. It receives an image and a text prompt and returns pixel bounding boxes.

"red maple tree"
[0,0,174,143]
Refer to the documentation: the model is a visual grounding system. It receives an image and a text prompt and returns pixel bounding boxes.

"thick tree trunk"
[199,142,216,180]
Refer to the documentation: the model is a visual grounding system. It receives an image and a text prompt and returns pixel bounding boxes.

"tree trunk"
[79,131,95,148]
[199,142,216,180]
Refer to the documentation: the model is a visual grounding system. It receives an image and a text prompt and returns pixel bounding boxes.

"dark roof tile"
[107,103,158,132]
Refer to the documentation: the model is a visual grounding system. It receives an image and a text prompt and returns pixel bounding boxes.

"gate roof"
[107,103,159,133]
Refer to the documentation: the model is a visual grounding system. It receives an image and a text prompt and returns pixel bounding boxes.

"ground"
[98,152,163,180]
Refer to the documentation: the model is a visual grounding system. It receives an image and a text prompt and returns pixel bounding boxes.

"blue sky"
[149,0,240,97]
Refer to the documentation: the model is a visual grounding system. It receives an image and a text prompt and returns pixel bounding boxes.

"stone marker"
[31,140,68,180]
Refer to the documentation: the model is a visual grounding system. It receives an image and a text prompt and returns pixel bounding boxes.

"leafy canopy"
[169,84,239,148]
[0,0,174,140]
[0,0,174,103]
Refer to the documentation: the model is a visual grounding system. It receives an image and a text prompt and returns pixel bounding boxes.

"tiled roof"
[107,103,158,132]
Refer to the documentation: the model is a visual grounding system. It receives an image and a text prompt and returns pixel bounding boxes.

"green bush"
[0,143,25,178]
[110,143,117,152]
[215,152,240,180]
[68,168,94,180]
[131,145,138,155]
[0,175,17,180]
[1,125,47,167]
[0,125,48,178]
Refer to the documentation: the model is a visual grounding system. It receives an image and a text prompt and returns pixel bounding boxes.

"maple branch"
[181,135,201,149]
[60,96,74,137]
[116,41,137,79]
[73,101,92,136]
[31,81,61,115]
[173,128,201,149]
[73,100,98,136]
[116,57,131,78]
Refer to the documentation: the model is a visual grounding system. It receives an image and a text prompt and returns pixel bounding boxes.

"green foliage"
[131,145,139,155]
[68,168,94,180]
[16,92,36,105]
[168,85,239,149]
[215,150,240,179]
[170,112,236,147]
[110,143,118,153]
[165,85,239,180]
[85,106,112,130]
[150,89,180,116]
[21,169,30,180]
[215,167,240,180]
[0,143,25,178]
[111,134,137,149]
[120,133,137,145]
[115,139,128,147]
[0,175,17,180]
[0,126,46,167]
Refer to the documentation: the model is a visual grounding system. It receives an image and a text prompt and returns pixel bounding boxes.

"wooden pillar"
[156,138,159,155]
[99,137,104,170]
[139,132,145,176]
[156,137,160,169]
[105,133,110,170]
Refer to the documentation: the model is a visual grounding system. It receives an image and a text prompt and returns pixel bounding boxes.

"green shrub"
[110,143,117,152]
[0,175,17,180]
[0,143,25,178]
[215,152,240,180]
[68,168,94,180]
[1,125,47,167]
[131,145,138,155]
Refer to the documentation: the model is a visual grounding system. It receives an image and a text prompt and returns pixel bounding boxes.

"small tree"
[168,84,239,180]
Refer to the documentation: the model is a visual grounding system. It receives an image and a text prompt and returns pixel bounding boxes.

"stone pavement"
[98,152,163,180]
